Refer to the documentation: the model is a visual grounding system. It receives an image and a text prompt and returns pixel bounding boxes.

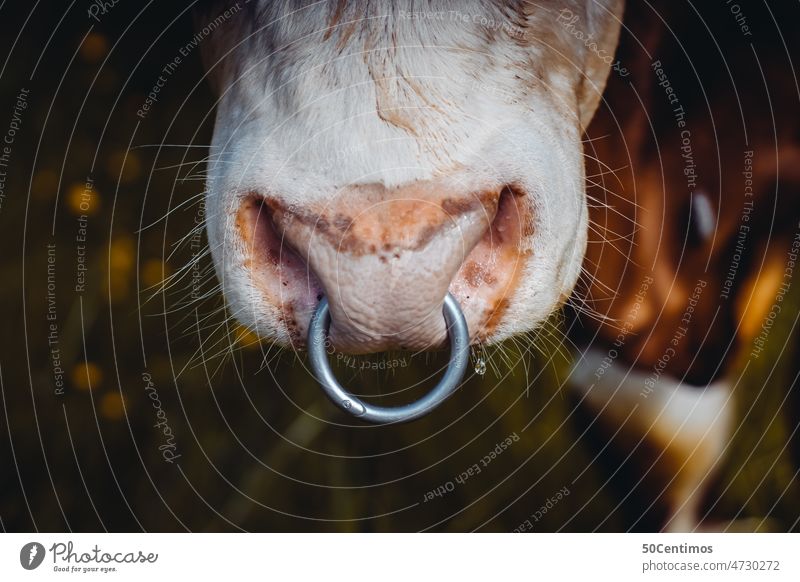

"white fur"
[201,0,623,346]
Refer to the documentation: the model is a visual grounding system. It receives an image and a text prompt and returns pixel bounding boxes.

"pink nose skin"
[267,183,500,354]
[237,181,528,354]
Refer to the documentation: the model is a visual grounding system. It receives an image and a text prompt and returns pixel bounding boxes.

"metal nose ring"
[307,293,470,424]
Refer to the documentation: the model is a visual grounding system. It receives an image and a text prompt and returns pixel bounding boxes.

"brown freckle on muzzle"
[441,195,489,216]
[333,213,353,232]
[265,186,502,258]
[463,261,482,288]
[463,261,498,288]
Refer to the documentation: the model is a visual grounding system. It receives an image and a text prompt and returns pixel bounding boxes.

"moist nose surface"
[269,183,499,353]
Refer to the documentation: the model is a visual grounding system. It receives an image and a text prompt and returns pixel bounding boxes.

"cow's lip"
[236,185,529,351]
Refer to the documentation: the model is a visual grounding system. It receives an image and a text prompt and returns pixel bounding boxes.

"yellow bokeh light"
[32,169,59,201]
[109,236,135,272]
[104,236,136,302]
[100,392,125,421]
[234,325,261,349]
[107,150,141,183]
[142,258,169,289]
[71,361,104,391]
[66,182,100,216]
[80,33,108,63]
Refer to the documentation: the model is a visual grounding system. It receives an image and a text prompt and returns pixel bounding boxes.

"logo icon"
[20,542,46,570]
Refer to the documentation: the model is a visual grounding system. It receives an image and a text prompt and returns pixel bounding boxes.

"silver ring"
[307,293,470,424]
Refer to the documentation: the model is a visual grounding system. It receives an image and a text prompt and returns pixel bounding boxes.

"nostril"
[491,185,528,245]
[236,195,322,340]
[239,197,304,277]
[450,184,529,340]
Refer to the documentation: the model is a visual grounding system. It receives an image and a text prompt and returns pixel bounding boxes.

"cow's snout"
[237,182,528,353]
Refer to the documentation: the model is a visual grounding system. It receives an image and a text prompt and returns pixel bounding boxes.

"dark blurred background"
[0,1,798,532]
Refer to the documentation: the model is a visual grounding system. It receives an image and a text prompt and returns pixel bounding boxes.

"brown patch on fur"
[415,223,442,250]
[484,298,511,335]
[336,20,360,51]
[442,196,485,216]
[404,74,444,115]
[373,93,419,135]
[322,0,360,50]
[333,213,353,232]
[322,1,346,42]
[266,185,500,257]
[366,41,424,135]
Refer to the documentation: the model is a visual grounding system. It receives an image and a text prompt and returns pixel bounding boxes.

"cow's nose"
[267,183,500,353]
